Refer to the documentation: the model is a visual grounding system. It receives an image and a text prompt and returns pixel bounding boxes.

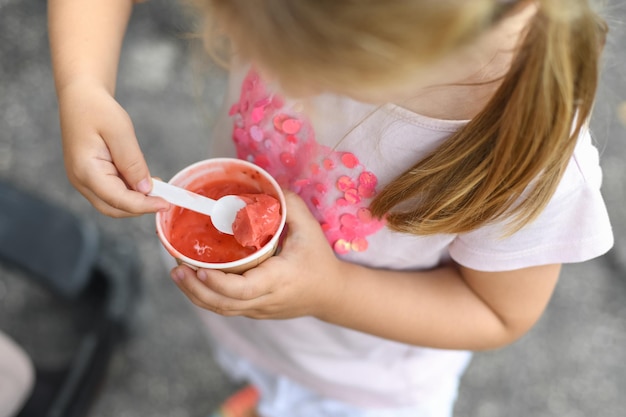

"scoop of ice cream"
[232,194,282,250]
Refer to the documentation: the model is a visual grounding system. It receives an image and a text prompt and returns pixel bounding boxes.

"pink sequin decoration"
[315,183,327,194]
[350,237,368,252]
[280,152,296,167]
[344,188,361,204]
[273,114,289,132]
[334,239,351,255]
[357,207,373,222]
[341,152,359,168]
[323,158,335,170]
[340,213,358,228]
[249,125,264,142]
[358,185,376,198]
[359,171,377,188]
[229,68,386,256]
[282,118,302,135]
[336,175,355,192]
[251,106,265,124]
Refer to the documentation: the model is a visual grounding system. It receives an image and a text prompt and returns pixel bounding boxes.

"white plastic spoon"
[149,178,246,235]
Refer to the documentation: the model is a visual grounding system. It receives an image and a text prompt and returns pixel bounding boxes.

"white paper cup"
[156,158,286,274]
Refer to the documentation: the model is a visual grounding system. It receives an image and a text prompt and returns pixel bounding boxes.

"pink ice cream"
[232,194,282,250]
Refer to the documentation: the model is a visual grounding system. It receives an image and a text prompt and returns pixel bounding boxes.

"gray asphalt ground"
[0,1,625,416]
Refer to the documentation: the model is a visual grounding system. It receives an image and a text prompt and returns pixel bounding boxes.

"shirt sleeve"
[449,130,614,272]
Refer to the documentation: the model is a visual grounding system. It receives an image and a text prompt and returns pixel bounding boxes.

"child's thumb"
[108,131,152,194]
[283,191,318,231]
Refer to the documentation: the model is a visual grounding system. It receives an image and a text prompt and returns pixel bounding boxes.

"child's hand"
[57,81,169,217]
[170,191,346,320]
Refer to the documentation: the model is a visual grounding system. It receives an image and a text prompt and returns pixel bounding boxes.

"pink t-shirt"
[203,67,614,407]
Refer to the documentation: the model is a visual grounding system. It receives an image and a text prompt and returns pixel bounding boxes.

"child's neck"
[397,2,537,121]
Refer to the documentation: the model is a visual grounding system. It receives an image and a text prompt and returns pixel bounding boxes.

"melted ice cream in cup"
[156,158,287,274]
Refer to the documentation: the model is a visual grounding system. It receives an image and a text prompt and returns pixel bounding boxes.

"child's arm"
[171,192,560,351]
[48,0,168,216]
[320,258,560,350]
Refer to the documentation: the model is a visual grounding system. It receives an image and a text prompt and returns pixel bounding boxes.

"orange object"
[213,385,260,417]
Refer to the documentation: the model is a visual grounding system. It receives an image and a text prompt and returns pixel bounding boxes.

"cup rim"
[155,158,286,270]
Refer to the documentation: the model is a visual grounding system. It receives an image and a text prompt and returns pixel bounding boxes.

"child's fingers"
[86,186,168,217]
[171,266,251,316]
[78,164,169,216]
[79,188,137,218]
[199,268,272,301]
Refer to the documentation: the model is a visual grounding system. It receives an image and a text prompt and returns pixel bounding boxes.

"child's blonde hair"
[191,0,607,235]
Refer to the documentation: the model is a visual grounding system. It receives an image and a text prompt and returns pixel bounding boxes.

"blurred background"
[0,0,624,416]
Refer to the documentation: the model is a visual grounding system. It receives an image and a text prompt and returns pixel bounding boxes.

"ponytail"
[371,1,607,236]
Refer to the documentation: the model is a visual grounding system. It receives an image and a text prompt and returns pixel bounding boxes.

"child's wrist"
[313,260,360,322]
[55,75,113,100]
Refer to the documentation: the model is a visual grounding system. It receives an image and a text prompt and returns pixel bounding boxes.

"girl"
[48,0,614,416]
